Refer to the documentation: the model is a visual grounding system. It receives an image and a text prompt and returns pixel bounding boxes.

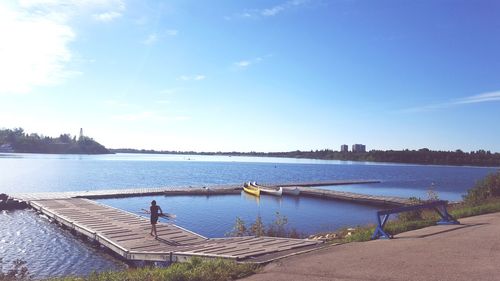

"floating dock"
[10,180,411,264]
[29,198,322,263]
[12,179,409,207]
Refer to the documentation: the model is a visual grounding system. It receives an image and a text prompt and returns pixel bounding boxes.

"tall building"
[341,144,348,152]
[352,144,366,153]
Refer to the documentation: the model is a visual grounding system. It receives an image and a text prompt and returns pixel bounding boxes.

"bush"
[463,170,500,205]
[226,217,247,237]
[248,216,265,237]
[227,213,303,239]
[266,212,289,237]
[398,197,423,222]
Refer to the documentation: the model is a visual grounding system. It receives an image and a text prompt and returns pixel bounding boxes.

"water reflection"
[241,191,260,205]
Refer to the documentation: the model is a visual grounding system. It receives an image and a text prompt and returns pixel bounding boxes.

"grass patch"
[450,199,500,219]
[44,258,257,281]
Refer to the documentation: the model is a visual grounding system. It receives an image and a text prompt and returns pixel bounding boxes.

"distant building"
[341,144,348,152]
[352,144,366,153]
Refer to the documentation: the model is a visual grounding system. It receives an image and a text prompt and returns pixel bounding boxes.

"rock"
[0,198,28,210]
[0,193,8,202]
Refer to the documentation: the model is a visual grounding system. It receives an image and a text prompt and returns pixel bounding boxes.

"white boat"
[283,186,300,196]
[250,182,283,196]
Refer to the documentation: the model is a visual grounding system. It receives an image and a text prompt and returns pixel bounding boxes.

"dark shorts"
[151,216,158,224]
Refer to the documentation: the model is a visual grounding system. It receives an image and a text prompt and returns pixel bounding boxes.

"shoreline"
[2,151,499,168]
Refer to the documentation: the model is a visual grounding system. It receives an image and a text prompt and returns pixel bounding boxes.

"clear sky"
[1,0,499,152]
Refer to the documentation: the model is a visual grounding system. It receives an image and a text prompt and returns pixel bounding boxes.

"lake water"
[0,153,496,279]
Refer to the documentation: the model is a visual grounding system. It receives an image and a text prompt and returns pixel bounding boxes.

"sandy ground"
[240,212,500,281]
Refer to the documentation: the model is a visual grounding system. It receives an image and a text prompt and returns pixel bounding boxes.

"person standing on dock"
[150,200,163,237]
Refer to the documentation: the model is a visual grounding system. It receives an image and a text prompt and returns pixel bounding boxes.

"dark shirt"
[150,205,160,219]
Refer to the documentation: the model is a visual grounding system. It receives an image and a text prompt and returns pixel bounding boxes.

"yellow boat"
[243,182,260,197]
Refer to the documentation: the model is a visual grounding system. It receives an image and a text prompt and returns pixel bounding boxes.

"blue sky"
[1,0,499,152]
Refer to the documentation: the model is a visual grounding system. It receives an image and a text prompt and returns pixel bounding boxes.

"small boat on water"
[243,182,260,197]
[251,182,283,197]
[283,186,301,196]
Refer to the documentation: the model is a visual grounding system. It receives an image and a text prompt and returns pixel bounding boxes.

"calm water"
[97,194,379,239]
[0,153,496,279]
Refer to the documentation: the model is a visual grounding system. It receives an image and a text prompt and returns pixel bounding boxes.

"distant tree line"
[110,147,500,167]
[0,128,110,154]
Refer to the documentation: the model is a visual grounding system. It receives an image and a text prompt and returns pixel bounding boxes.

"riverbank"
[240,211,500,281]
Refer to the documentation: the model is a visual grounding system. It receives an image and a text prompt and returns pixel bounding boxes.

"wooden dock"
[10,180,412,264]
[11,179,410,207]
[273,179,381,187]
[11,185,240,201]
[29,198,322,263]
[287,186,409,206]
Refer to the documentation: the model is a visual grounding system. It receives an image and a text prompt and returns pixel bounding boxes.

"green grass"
[450,200,500,219]
[44,258,257,281]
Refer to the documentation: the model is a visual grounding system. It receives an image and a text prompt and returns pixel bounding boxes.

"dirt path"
[241,212,500,281]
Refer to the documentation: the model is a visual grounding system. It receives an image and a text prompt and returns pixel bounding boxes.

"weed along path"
[240,212,500,281]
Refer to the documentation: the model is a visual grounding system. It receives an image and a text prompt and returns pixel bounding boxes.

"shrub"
[226,217,247,237]
[228,213,303,239]
[398,197,423,222]
[463,170,500,205]
[266,212,288,237]
[248,216,265,237]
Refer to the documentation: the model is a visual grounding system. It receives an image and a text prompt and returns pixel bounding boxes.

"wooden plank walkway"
[30,198,322,263]
[295,186,410,206]
[269,180,381,187]
[12,185,240,201]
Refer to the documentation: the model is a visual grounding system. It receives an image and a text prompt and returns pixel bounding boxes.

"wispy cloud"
[226,0,310,20]
[93,11,122,22]
[19,0,126,22]
[235,60,252,68]
[142,33,158,45]
[0,0,125,94]
[402,90,500,113]
[233,56,266,70]
[454,91,500,105]
[142,29,178,45]
[0,3,75,94]
[233,55,272,70]
[178,75,206,81]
